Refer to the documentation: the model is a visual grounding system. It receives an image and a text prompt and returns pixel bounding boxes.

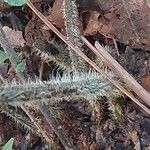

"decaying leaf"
[2,26,25,47]
[83,0,150,50]
[139,75,150,93]
[47,0,65,33]
[84,11,114,39]
[127,130,141,150]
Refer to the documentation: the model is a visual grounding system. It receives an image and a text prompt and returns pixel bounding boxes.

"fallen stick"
[81,37,150,106]
[95,41,150,105]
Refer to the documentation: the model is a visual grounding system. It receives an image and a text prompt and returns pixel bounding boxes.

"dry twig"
[81,37,150,106]
[94,41,150,106]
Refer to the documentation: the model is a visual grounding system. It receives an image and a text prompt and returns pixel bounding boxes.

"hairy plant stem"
[0,72,118,103]
[63,0,87,72]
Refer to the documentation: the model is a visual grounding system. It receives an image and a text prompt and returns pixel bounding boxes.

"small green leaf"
[16,63,26,73]
[2,138,14,150]
[0,49,8,63]
[4,0,27,6]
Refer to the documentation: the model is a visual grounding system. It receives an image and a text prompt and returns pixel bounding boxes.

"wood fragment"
[146,0,150,8]
[94,41,150,106]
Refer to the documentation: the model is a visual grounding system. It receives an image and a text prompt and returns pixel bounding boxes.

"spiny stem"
[0,72,118,104]
[63,0,87,72]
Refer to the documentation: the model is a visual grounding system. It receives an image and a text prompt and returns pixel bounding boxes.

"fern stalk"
[63,0,87,72]
[0,72,120,104]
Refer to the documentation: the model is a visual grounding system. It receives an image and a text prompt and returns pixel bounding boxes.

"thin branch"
[37,101,77,150]
[93,41,150,106]
[82,34,150,105]
[39,60,44,80]
[113,38,120,56]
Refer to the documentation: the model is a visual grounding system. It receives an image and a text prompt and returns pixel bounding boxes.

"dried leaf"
[2,26,25,47]
[84,11,115,38]
[139,75,150,93]
[127,130,141,150]
[47,0,65,33]
[83,1,150,50]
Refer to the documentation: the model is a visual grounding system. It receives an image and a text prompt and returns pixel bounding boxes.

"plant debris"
[0,0,150,149]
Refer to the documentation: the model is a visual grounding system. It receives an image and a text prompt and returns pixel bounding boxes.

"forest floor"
[0,0,150,149]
